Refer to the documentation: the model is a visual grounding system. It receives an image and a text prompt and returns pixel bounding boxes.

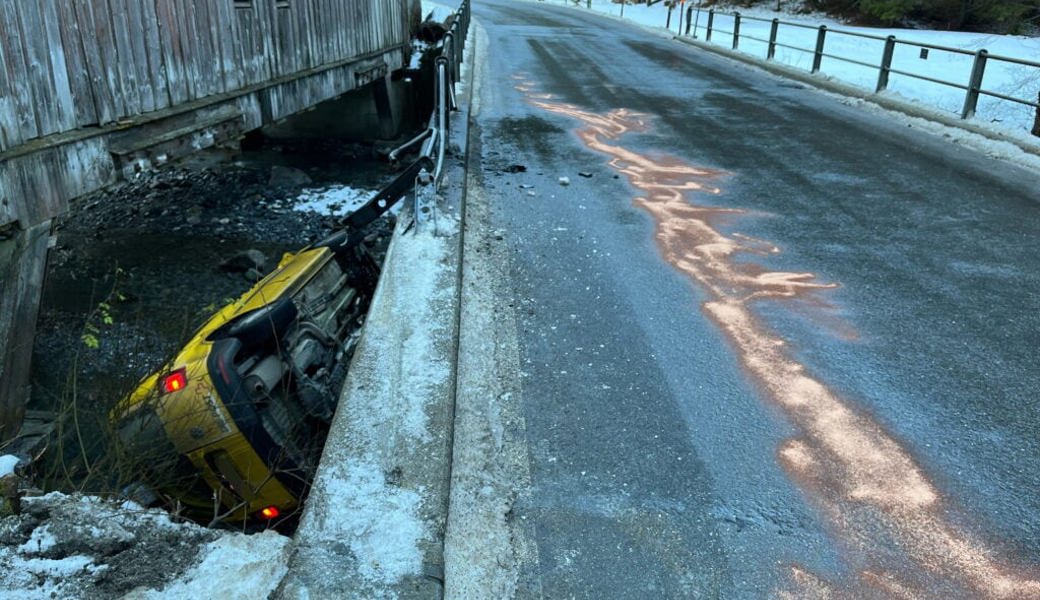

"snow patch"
[3,554,103,599]
[422,0,454,23]
[291,185,377,217]
[0,455,18,478]
[388,229,454,441]
[124,530,291,600]
[0,492,289,599]
[17,524,58,555]
[315,460,427,584]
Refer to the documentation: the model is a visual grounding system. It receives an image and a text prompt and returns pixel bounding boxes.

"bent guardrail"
[423,0,471,183]
[385,0,471,228]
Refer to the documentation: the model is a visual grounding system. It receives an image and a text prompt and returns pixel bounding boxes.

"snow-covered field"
[550,0,1040,136]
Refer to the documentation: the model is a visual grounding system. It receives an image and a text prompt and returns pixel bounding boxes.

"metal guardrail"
[385,0,470,227]
[421,0,471,183]
[388,0,470,176]
[680,7,1040,126]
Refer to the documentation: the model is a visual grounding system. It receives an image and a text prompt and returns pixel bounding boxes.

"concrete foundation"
[262,75,419,142]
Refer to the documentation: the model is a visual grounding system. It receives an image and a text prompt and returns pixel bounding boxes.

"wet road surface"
[463,1,1040,597]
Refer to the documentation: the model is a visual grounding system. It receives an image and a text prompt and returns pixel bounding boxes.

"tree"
[861,0,922,24]
[930,0,1037,31]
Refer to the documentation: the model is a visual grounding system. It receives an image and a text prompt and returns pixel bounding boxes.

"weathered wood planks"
[0,0,413,158]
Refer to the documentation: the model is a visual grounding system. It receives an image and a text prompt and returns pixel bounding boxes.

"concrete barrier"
[275,27,474,600]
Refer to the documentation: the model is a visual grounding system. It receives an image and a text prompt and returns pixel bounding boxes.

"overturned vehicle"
[112,159,430,526]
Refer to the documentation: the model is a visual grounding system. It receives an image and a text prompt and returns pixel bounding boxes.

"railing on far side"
[680,8,1040,128]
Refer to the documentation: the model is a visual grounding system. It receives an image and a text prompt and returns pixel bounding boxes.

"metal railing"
[415,0,471,183]
[681,7,1040,126]
[369,0,471,234]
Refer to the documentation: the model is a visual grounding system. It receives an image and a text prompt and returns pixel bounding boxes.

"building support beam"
[0,222,52,443]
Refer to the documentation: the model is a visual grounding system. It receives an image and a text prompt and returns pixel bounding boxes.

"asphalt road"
[458,1,1040,597]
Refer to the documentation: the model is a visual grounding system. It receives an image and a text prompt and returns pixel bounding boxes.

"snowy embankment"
[556,0,1039,138]
[0,474,289,600]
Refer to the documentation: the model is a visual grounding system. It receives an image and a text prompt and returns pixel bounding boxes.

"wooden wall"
[0,0,412,154]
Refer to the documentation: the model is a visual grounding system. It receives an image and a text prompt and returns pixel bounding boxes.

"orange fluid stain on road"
[513,74,1040,598]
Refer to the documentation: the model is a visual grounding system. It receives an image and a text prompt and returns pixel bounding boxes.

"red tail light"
[260,505,280,519]
[161,368,188,394]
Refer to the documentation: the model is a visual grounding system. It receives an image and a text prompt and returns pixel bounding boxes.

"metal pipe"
[389,128,434,162]
[434,58,448,181]
[420,128,439,160]
[767,18,779,60]
[732,12,741,50]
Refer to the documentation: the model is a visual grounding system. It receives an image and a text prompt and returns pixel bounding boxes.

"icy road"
[446,0,1040,598]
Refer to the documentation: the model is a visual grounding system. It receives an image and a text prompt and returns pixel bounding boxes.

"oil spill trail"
[512,73,1040,599]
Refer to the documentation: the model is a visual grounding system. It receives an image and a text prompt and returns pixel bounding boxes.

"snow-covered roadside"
[0,486,289,600]
[532,0,1040,172]
[546,0,1040,137]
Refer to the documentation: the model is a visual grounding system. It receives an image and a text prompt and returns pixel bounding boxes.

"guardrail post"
[458,11,464,84]
[961,49,989,119]
[732,12,741,50]
[812,25,826,73]
[876,35,896,92]
[455,19,463,66]
[706,9,714,41]
[767,18,779,60]
[443,31,456,93]
[1032,92,1040,136]
[685,6,693,35]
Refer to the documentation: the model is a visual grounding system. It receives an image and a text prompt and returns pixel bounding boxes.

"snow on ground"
[309,460,427,584]
[423,1,455,23]
[547,0,1040,136]
[0,490,288,599]
[124,531,290,600]
[0,455,19,478]
[290,184,378,217]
